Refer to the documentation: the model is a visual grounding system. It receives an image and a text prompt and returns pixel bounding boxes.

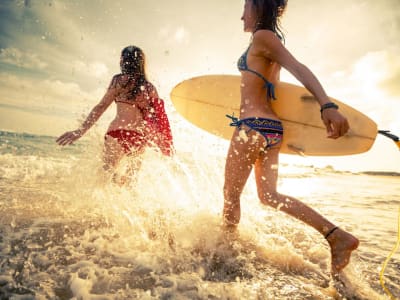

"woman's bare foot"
[326,227,359,273]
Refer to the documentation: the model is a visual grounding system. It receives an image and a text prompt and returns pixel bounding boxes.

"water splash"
[0,132,397,299]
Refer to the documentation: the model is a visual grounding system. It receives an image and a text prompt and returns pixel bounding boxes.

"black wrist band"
[320,102,339,114]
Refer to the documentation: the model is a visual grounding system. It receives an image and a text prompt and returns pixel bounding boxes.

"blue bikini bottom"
[227,115,283,149]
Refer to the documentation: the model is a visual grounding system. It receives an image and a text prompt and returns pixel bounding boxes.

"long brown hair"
[251,0,287,41]
[119,45,148,98]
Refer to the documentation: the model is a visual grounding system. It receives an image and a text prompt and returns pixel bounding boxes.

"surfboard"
[170,74,378,156]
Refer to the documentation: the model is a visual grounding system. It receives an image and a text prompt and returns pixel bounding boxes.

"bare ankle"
[324,226,339,240]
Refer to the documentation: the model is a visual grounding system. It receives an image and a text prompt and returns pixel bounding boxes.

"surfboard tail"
[378,130,400,150]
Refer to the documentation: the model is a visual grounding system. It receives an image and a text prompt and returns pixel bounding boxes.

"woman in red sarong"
[56,45,174,179]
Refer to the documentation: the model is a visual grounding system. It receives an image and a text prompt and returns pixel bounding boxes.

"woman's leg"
[223,130,261,228]
[104,134,146,185]
[254,147,359,272]
[103,135,125,172]
[254,146,337,233]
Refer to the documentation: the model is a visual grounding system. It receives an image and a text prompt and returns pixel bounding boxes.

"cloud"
[72,60,109,78]
[1,0,399,134]
[350,51,400,98]
[0,72,103,115]
[0,47,48,69]
[381,71,400,98]
[158,25,190,45]
[174,26,188,43]
[328,50,400,130]
[284,0,400,75]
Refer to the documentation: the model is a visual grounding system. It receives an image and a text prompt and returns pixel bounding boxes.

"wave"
[0,129,56,140]
[0,130,398,299]
[1,129,399,178]
[0,129,85,157]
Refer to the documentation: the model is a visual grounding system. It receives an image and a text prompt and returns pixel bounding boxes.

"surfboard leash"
[377,130,400,299]
[379,205,400,300]
[378,130,400,150]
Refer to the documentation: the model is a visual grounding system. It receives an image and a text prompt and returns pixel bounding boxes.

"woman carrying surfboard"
[56,46,174,182]
[223,0,359,273]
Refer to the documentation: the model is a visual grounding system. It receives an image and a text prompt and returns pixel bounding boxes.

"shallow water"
[0,130,399,299]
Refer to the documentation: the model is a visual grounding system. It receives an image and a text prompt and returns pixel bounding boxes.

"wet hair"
[119,45,148,98]
[251,0,288,41]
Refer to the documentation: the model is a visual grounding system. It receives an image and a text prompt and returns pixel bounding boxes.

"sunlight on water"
[0,131,398,299]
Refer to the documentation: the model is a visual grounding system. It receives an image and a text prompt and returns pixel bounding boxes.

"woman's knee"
[223,184,242,204]
[258,190,280,207]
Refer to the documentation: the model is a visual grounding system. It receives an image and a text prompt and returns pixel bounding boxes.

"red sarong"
[106,98,174,156]
[141,98,174,156]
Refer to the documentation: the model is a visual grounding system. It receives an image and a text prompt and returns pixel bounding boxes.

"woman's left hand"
[321,109,349,139]
[56,129,83,146]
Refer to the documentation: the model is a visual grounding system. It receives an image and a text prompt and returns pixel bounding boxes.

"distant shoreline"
[1,129,399,176]
[361,171,400,177]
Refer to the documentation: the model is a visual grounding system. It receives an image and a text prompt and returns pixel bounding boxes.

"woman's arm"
[56,77,118,146]
[253,30,349,138]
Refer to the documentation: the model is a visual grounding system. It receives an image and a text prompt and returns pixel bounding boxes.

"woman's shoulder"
[111,73,125,81]
[253,29,280,42]
[112,73,130,83]
[108,73,122,88]
[252,30,283,54]
[144,81,158,97]
[108,73,132,89]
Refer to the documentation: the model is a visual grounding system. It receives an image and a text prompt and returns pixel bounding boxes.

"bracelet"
[324,226,339,239]
[320,102,339,114]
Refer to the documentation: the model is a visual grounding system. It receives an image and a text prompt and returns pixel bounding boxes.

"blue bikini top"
[237,46,276,100]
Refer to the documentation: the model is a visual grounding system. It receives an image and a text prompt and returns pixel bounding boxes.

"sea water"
[0,129,399,300]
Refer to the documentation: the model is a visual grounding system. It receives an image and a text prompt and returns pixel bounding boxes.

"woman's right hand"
[321,109,349,139]
[56,129,83,146]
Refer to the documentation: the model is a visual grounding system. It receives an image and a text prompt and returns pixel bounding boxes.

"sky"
[0,0,399,172]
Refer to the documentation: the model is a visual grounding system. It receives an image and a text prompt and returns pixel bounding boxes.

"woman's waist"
[238,103,279,121]
[107,117,146,132]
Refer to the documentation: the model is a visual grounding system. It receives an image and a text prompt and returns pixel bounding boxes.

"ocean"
[0,129,399,300]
